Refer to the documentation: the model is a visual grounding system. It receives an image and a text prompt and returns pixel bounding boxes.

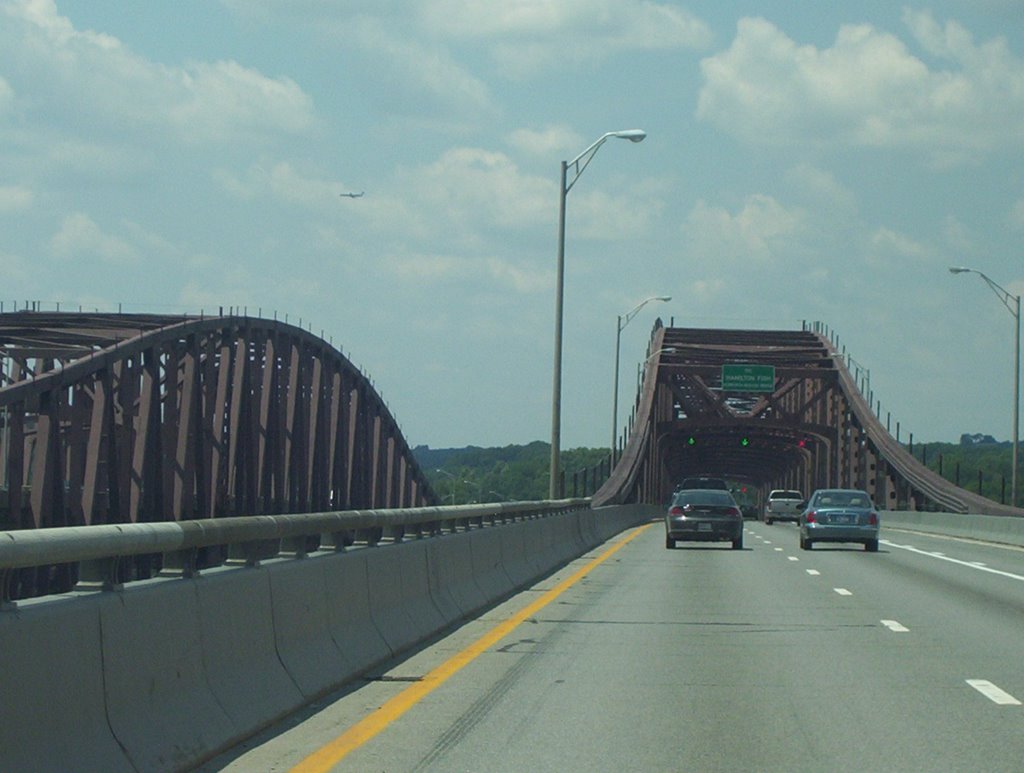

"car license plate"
[831,516,850,524]
[698,523,712,531]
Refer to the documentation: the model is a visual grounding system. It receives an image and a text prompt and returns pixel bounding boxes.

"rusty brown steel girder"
[593,321,1024,517]
[0,312,436,536]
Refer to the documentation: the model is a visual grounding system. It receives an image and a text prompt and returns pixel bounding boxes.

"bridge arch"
[595,321,1024,518]
[0,311,436,533]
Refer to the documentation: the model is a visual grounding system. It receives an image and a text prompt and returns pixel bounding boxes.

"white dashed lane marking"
[881,619,909,632]
[834,588,852,596]
[967,680,1022,706]
[882,540,1024,583]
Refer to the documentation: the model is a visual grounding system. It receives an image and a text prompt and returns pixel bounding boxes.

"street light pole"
[435,468,457,505]
[549,129,646,499]
[950,266,1020,506]
[612,296,671,459]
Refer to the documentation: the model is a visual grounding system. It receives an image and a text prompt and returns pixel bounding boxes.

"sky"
[1,1,1023,451]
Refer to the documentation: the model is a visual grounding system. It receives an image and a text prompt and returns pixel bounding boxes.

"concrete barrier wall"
[268,558,355,699]
[197,566,306,734]
[425,535,488,620]
[322,549,393,675]
[101,579,237,773]
[0,595,132,773]
[883,509,1024,548]
[0,504,654,773]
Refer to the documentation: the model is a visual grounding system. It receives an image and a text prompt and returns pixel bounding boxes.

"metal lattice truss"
[595,322,1023,516]
[0,312,435,530]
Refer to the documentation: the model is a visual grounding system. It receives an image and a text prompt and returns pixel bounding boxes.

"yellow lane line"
[291,522,654,772]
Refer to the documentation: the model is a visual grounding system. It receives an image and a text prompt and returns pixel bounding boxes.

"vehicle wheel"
[765,517,773,526]
[666,535,676,550]
[865,539,879,552]
[732,536,743,550]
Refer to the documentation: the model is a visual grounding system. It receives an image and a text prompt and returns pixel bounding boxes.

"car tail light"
[806,510,817,523]
[669,506,684,516]
[868,511,878,525]
[725,507,741,517]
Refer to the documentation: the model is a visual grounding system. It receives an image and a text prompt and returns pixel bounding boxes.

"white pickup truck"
[764,489,804,524]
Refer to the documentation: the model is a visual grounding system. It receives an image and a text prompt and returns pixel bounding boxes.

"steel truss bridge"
[0,312,1020,597]
[593,320,1023,517]
[0,312,433,596]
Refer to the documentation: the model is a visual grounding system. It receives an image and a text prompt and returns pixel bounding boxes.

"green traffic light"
[687,436,696,446]
[740,437,750,447]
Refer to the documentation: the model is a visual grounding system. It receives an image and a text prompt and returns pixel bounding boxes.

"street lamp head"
[656,296,671,302]
[949,266,972,274]
[612,129,646,143]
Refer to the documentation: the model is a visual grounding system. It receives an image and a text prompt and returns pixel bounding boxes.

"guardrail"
[0,500,590,605]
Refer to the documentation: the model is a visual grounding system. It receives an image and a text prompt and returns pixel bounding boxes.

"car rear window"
[814,491,872,507]
[673,490,735,507]
[680,477,728,490]
[769,490,802,500]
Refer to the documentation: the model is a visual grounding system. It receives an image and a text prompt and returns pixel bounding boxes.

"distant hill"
[413,442,609,503]
[415,436,1019,507]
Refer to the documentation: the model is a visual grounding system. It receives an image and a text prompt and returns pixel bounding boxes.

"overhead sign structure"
[721,363,776,393]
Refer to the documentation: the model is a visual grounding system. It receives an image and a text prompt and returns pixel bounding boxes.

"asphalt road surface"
[199,519,1024,772]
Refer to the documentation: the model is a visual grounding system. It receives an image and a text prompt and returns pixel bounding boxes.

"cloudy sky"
[1,1,1022,451]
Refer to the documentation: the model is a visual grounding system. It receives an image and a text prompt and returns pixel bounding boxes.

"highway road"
[199,519,1024,772]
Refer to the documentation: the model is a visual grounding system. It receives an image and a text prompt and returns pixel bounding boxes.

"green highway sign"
[721,364,776,393]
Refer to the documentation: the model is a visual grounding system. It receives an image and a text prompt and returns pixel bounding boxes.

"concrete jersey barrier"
[882,509,1024,548]
[0,503,656,773]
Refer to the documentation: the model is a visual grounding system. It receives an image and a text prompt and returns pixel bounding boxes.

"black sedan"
[665,488,744,550]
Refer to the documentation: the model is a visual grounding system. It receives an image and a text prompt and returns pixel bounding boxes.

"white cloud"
[0,184,32,212]
[403,147,553,235]
[485,257,548,293]
[50,213,139,265]
[408,146,653,240]
[215,162,350,210]
[683,194,807,264]
[348,18,493,117]
[697,12,1024,161]
[1,0,316,145]
[689,278,727,299]
[222,0,710,80]
[941,215,974,255]
[869,227,932,263]
[0,249,30,281]
[1009,199,1024,230]
[423,0,711,41]
[387,251,548,294]
[421,0,711,47]
[507,125,584,156]
[0,75,12,112]
[390,253,466,281]
[169,60,315,143]
[783,164,858,215]
[484,1,712,75]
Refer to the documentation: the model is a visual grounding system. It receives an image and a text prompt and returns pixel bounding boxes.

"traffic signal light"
[687,436,697,446]
[740,436,750,447]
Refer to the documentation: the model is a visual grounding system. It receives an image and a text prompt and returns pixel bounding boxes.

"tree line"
[912,439,1019,507]
[416,438,1020,508]
[414,442,608,504]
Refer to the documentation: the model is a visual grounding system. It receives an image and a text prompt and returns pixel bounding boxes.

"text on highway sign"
[721,364,775,392]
